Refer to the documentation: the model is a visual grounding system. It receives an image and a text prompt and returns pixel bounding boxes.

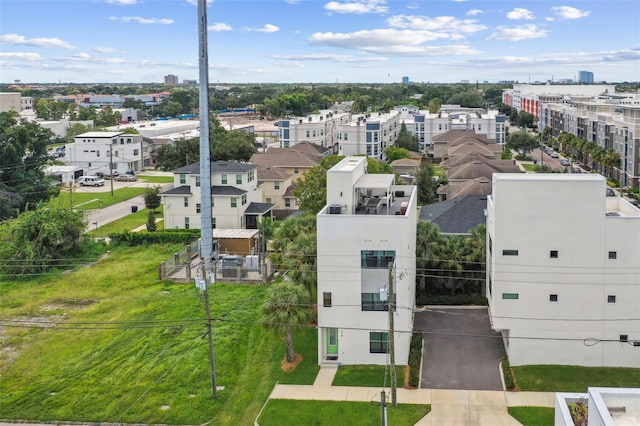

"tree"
[262,281,313,363]
[95,106,120,127]
[414,162,439,205]
[144,186,161,212]
[394,122,419,152]
[146,211,157,232]
[155,138,200,170]
[65,123,93,143]
[427,97,442,113]
[385,145,411,162]
[211,130,256,162]
[366,157,393,174]
[293,155,344,214]
[446,91,484,108]
[516,111,535,128]
[506,130,539,157]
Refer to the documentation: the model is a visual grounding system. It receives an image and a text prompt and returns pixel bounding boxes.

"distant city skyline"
[1,0,639,84]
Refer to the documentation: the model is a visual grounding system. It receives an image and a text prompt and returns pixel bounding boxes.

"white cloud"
[551,6,590,19]
[270,53,388,63]
[387,14,486,33]
[406,2,419,10]
[0,52,43,61]
[257,24,280,33]
[452,0,468,2]
[487,24,548,41]
[324,0,388,14]
[94,46,116,53]
[208,22,232,31]
[109,16,174,24]
[506,8,534,20]
[284,0,300,4]
[0,33,75,49]
[72,52,91,59]
[106,0,137,5]
[278,61,304,68]
[466,9,483,16]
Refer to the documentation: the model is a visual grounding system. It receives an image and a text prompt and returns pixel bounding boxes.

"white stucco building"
[337,111,400,160]
[68,131,149,176]
[161,162,273,230]
[278,109,350,149]
[317,156,417,365]
[486,173,640,367]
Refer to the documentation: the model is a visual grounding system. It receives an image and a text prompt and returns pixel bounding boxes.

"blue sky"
[1,0,639,84]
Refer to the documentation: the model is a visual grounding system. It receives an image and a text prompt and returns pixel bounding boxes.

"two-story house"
[316,156,417,365]
[161,161,274,230]
[257,166,297,219]
[68,131,148,176]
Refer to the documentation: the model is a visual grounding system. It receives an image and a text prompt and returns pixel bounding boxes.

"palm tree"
[602,149,621,181]
[262,281,313,363]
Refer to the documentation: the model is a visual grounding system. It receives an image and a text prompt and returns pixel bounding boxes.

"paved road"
[416,307,506,391]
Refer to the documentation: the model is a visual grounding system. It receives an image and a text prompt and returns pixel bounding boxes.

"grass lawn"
[86,208,164,237]
[259,400,430,426]
[521,163,537,172]
[0,245,318,424]
[513,365,640,392]
[508,407,554,426]
[333,365,406,387]
[138,175,174,184]
[52,187,149,210]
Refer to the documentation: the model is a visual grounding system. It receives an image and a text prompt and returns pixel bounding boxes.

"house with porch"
[161,161,274,230]
[316,156,417,365]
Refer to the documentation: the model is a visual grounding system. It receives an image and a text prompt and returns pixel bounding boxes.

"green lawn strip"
[258,400,430,426]
[513,365,640,392]
[508,407,554,426]
[0,252,319,425]
[521,163,537,172]
[52,187,149,210]
[86,208,164,236]
[333,364,406,387]
[138,176,174,184]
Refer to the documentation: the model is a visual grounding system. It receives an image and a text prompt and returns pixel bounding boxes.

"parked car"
[114,174,137,182]
[606,188,616,197]
[572,168,582,174]
[550,152,559,158]
[77,176,105,187]
[560,159,571,166]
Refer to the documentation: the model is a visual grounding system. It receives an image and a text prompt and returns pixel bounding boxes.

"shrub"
[109,230,197,246]
[502,356,516,390]
[417,294,487,306]
[407,333,423,388]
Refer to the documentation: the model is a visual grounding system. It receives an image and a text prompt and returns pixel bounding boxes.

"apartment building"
[337,111,400,161]
[278,110,350,149]
[68,131,148,176]
[317,156,417,365]
[486,174,640,367]
[161,161,273,230]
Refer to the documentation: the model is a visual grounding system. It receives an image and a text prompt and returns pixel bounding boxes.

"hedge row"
[408,332,423,388]
[501,356,516,390]
[417,293,488,306]
[108,230,198,246]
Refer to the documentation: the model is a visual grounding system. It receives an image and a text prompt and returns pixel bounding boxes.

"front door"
[326,328,338,357]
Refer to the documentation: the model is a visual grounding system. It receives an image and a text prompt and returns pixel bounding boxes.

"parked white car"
[77,176,105,187]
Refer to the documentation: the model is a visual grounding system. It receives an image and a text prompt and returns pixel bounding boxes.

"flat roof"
[493,173,605,182]
[213,229,258,239]
[77,131,122,138]
[333,156,365,172]
[355,174,394,189]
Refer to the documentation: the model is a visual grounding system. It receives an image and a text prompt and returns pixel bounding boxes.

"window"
[502,250,519,256]
[266,198,272,204]
[362,293,388,311]
[196,203,201,213]
[502,293,519,300]
[550,250,558,258]
[608,295,616,303]
[274,182,280,190]
[549,294,558,302]
[133,149,139,156]
[96,150,100,157]
[285,198,291,208]
[608,251,617,259]
[183,197,189,207]
[369,332,389,354]
[212,218,216,229]
[184,217,190,229]
[236,174,242,184]
[361,250,395,268]
[231,197,237,208]
[195,176,201,187]
[241,194,247,205]
[221,174,227,184]
[179,174,186,184]
[620,334,628,342]
[323,292,332,308]
[294,167,299,174]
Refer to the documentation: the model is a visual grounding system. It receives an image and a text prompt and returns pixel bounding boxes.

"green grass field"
[513,365,640,392]
[0,245,318,424]
[508,407,554,426]
[259,400,430,426]
[86,208,165,236]
[333,364,406,387]
[52,187,149,210]
[138,175,174,184]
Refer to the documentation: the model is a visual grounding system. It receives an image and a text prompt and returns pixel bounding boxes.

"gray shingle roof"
[419,195,488,234]
[174,161,257,174]
[211,186,246,196]
[244,202,275,214]
[161,185,192,195]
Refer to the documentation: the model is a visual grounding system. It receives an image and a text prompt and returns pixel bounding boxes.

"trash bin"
[131,206,138,213]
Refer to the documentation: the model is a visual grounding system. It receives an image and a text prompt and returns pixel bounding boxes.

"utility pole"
[109,147,114,196]
[388,261,397,407]
[380,389,387,426]
[201,260,217,398]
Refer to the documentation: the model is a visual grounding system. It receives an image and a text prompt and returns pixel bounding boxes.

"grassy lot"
[521,163,537,172]
[0,245,318,424]
[508,407,554,426]
[333,364,406,387]
[86,208,164,237]
[138,175,174,184]
[259,400,430,426]
[513,365,640,392]
[52,187,149,210]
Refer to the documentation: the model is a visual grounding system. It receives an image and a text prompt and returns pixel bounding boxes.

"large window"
[179,174,186,184]
[195,176,201,187]
[236,174,242,184]
[361,250,395,268]
[323,292,332,308]
[361,293,388,311]
[369,332,389,354]
[274,182,280,190]
[231,197,237,208]
[221,174,227,184]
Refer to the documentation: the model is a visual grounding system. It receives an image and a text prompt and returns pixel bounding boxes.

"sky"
[1,0,639,84]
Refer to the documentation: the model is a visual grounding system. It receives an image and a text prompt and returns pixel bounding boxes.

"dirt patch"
[281,353,303,372]
[42,299,97,312]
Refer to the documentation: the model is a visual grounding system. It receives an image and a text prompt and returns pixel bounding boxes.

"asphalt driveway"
[414,307,505,391]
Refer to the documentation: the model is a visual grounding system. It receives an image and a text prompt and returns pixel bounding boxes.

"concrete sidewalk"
[268,365,556,426]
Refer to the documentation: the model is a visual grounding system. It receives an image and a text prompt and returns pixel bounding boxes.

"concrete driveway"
[415,307,505,391]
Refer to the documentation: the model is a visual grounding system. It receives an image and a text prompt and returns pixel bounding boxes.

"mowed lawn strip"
[333,365,406,387]
[513,365,640,392]
[86,208,164,236]
[0,245,318,425]
[259,400,430,426]
[508,407,554,426]
[55,187,149,210]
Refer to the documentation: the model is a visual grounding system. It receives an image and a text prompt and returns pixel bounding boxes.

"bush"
[408,333,423,388]
[416,293,487,306]
[109,230,198,246]
[502,356,516,390]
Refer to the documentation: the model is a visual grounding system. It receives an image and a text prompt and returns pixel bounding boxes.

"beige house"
[257,166,298,219]
[433,129,502,160]
[250,142,328,182]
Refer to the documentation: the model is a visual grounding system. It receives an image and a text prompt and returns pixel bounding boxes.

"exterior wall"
[278,110,348,149]
[261,177,296,212]
[317,156,417,365]
[69,131,145,175]
[487,174,640,367]
[0,92,22,113]
[337,112,400,160]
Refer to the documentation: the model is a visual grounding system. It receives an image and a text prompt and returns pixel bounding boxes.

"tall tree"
[394,122,420,152]
[385,145,411,162]
[414,162,439,205]
[293,155,344,214]
[262,281,313,363]
[95,106,119,127]
[506,130,539,157]
[144,186,161,212]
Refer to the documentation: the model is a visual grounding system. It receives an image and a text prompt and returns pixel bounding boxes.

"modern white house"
[555,387,640,426]
[317,156,417,365]
[337,111,400,160]
[486,173,640,367]
[68,131,149,176]
[161,161,273,230]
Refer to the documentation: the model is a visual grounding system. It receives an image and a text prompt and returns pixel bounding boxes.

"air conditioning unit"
[329,203,341,214]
